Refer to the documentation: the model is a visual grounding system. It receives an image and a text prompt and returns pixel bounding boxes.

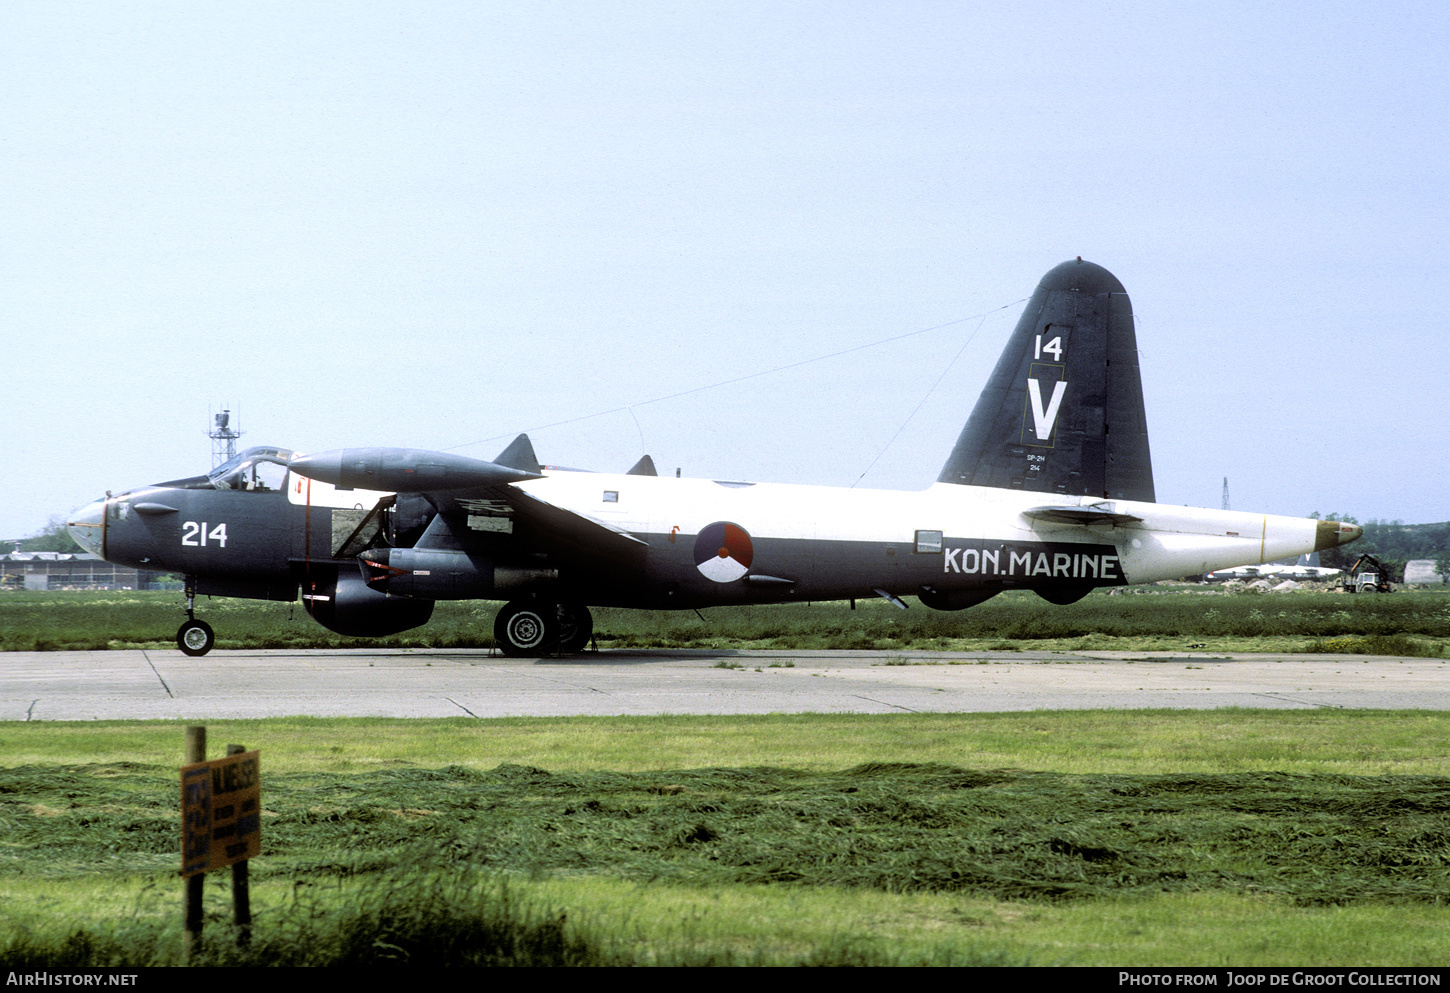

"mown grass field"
[3,712,1450,966]
[4,589,1449,966]
[3,585,1449,655]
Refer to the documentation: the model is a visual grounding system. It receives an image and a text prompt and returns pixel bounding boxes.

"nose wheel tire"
[177,619,215,657]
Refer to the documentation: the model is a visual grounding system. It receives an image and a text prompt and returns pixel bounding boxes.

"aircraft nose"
[67,499,106,557]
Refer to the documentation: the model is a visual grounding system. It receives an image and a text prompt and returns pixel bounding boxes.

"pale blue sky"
[4,1,1446,539]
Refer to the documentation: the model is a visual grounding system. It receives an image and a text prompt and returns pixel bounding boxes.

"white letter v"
[1026,379,1067,441]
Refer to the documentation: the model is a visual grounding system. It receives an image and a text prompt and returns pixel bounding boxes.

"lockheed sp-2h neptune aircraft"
[68,259,1362,656]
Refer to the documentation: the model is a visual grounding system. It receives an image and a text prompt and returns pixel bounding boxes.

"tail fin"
[494,433,542,475]
[937,258,1155,502]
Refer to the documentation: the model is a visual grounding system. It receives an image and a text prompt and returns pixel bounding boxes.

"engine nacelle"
[302,566,435,636]
[359,547,557,600]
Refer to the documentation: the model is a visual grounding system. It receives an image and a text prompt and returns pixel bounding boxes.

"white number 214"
[181,521,228,547]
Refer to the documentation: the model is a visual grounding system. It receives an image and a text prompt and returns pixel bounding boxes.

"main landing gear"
[176,580,215,657]
[493,599,593,657]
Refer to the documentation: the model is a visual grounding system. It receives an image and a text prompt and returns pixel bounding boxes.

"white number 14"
[1034,334,1063,361]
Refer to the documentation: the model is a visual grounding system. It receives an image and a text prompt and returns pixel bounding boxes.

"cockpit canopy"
[207,447,295,492]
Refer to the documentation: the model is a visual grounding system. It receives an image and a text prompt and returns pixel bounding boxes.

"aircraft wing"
[496,487,649,557]
[289,440,649,565]
[413,484,649,567]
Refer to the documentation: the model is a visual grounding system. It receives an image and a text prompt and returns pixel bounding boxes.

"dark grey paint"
[938,258,1155,502]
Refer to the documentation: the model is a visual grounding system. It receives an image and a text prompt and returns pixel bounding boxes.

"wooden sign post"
[181,726,261,957]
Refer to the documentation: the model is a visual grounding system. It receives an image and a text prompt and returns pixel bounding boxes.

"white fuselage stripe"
[515,473,1324,585]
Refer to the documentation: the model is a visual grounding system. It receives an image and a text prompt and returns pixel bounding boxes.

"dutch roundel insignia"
[693,522,753,583]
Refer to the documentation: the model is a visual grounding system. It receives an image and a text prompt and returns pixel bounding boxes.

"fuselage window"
[914,530,943,554]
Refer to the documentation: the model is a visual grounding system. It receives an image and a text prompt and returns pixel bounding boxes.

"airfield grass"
[5,591,1450,965]
[3,586,1449,656]
[6,873,1447,967]
[4,712,1450,966]
[4,711,1450,776]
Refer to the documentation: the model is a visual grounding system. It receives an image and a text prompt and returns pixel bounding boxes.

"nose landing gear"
[177,618,215,656]
[176,579,215,656]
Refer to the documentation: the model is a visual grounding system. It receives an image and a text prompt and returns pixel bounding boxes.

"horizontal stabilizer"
[1022,505,1143,526]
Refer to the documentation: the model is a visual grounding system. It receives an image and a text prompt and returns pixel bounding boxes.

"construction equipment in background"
[1343,553,1394,593]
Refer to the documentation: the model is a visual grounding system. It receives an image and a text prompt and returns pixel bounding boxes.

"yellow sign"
[181,749,261,877]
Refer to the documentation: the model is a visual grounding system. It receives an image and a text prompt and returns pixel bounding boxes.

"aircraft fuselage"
[514,471,1355,607]
[74,467,1358,610]
[67,258,1363,656]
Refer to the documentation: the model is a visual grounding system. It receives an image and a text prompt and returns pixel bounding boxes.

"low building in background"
[1403,560,1447,585]
[0,552,176,591]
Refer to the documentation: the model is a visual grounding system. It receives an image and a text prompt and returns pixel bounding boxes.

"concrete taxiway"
[4,648,1448,721]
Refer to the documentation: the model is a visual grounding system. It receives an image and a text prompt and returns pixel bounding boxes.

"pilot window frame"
[209,448,293,493]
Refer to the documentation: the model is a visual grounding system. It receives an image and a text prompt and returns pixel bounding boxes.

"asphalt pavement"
[4,648,1448,721]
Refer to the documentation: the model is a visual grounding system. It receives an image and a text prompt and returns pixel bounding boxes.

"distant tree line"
[8,517,84,555]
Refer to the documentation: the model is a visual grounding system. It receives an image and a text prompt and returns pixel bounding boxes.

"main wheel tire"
[177,619,215,657]
[494,601,557,657]
[557,603,594,654]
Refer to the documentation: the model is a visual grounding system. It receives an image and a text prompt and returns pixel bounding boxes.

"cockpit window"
[209,447,295,492]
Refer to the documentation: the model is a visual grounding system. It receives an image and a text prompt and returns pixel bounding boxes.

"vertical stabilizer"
[938,259,1154,502]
